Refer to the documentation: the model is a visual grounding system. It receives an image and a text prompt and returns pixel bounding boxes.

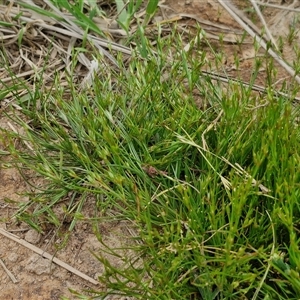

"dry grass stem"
[217,0,300,84]
[0,228,99,286]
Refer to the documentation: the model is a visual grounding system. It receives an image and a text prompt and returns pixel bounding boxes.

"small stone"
[25,229,41,244]
[26,254,55,275]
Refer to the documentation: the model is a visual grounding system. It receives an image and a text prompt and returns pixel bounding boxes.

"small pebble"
[25,229,41,244]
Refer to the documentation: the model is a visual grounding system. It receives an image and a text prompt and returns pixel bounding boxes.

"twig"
[0,258,18,283]
[0,228,99,286]
[201,70,300,103]
[217,0,300,84]
[256,1,300,12]
[249,0,278,50]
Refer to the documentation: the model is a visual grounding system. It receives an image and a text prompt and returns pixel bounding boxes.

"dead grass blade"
[201,70,300,103]
[0,258,18,283]
[0,1,132,92]
[217,0,300,84]
[256,1,300,12]
[249,0,278,50]
[0,2,132,71]
[17,1,131,58]
[0,228,99,286]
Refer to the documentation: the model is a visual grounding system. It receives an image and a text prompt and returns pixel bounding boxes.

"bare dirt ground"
[1,0,299,299]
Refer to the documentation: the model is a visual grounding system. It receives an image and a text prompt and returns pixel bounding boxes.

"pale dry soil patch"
[1,0,299,299]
